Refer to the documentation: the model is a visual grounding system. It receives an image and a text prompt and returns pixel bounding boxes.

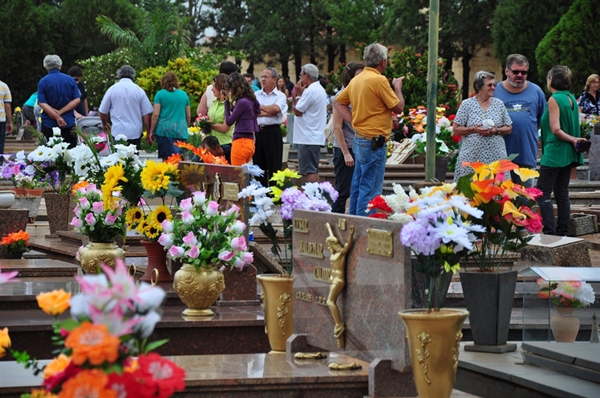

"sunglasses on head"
[509,69,528,76]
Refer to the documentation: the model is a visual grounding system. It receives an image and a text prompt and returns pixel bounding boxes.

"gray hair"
[43,55,62,71]
[301,64,319,80]
[264,67,279,80]
[473,71,496,93]
[117,65,136,80]
[363,43,388,68]
[506,54,529,70]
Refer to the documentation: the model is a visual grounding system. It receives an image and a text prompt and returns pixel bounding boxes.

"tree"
[492,0,573,87]
[536,0,600,94]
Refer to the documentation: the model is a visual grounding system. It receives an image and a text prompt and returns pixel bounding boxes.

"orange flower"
[71,181,90,195]
[43,354,71,379]
[58,369,116,398]
[0,327,10,358]
[28,389,57,398]
[36,289,72,316]
[164,153,183,165]
[1,230,29,246]
[123,357,138,373]
[65,322,120,366]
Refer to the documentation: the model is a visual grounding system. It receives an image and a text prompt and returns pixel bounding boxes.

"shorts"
[297,144,321,175]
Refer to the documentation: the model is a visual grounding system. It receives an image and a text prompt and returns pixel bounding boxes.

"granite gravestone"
[588,122,600,180]
[290,210,415,396]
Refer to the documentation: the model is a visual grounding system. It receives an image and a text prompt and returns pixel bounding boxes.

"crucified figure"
[325,222,355,348]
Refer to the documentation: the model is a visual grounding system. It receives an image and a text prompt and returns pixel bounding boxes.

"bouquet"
[0,151,41,190]
[70,183,127,243]
[580,113,600,139]
[158,190,253,270]
[456,159,543,270]
[538,280,596,308]
[194,115,213,134]
[1,230,30,257]
[2,260,186,397]
[174,141,229,164]
[27,129,77,194]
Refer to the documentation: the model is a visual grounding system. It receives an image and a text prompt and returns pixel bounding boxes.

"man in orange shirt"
[334,43,405,215]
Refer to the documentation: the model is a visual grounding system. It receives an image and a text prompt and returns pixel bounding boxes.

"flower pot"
[399,309,469,398]
[12,188,26,197]
[12,196,42,222]
[173,264,224,316]
[79,241,125,274]
[551,307,580,342]
[43,192,75,236]
[435,156,450,182]
[460,270,517,347]
[140,240,173,283]
[24,188,45,197]
[257,274,293,352]
[0,190,16,209]
[4,252,23,259]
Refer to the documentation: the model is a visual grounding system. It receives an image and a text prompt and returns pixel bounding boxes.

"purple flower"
[319,181,339,203]
[186,246,200,259]
[280,188,308,220]
[79,197,91,209]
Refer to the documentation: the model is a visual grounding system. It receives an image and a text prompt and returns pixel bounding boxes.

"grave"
[568,213,598,236]
[588,122,600,180]
[519,234,591,266]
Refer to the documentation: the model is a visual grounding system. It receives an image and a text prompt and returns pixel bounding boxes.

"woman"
[577,74,600,116]
[537,65,586,236]
[207,74,234,163]
[331,61,364,213]
[148,72,190,160]
[453,71,512,181]
[224,72,261,166]
[276,77,289,98]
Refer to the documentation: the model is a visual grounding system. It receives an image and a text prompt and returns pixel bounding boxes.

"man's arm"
[57,98,81,116]
[4,103,12,134]
[143,113,152,135]
[260,104,281,116]
[389,77,405,114]
[99,112,110,131]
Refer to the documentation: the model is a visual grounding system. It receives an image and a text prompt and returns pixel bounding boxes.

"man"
[196,61,239,116]
[37,54,81,148]
[244,73,260,91]
[255,67,288,187]
[99,65,153,149]
[292,64,329,183]
[494,54,546,187]
[334,43,404,216]
[68,66,88,118]
[0,79,12,156]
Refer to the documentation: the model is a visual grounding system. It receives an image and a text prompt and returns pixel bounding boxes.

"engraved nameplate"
[337,218,346,231]
[299,241,324,258]
[296,291,313,302]
[315,296,328,306]
[222,182,240,202]
[367,228,393,257]
[294,218,309,233]
[314,266,332,284]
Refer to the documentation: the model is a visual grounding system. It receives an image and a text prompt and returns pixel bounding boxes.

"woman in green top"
[149,72,191,160]
[537,65,587,235]
[207,74,234,163]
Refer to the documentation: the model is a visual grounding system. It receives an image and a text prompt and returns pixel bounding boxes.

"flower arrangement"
[456,159,543,270]
[1,230,30,257]
[158,190,253,270]
[174,140,229,164]
[538,280,596,308]
[580,113,600,139]
[27,129,77,194]
[194,114,213,134]
[70,183,127,243]
[187,125,204,147]
[2,260,186,397]
[0,151,39,190]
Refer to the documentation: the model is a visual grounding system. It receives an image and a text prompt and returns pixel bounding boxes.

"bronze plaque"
[313,266,332,284]
[366,228,393,257]
[299,240,324,259]
[294,218,309,233]
[296,291,313,303]
[222,182,240,202]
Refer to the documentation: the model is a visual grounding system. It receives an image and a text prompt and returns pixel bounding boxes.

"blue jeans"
[348,136,386,216]
[332,147,354,213]
[0,122,5,155]
[536,165,572,235]
[156,135,184,159]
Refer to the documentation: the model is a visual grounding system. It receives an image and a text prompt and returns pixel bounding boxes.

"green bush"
[78,48,144,109]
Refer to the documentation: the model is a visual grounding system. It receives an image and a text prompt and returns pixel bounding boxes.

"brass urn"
[173,264,225,316]
[257,274,294,353]
[79,242,124,274]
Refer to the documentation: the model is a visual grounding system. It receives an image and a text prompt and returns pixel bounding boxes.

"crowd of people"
[1,48,599,235]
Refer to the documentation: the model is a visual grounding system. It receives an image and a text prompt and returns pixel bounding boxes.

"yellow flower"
[43,354,71,379]
[125,206,144,228]
[149,205,172,227]
[29,389,56,398]
[136,217,150,235]
[15,106,22,112]
[141,160,171,194]
[0,328,10,358]
[270,168,301,186]
[144,221,161,240]
[513,167,539,183]
[36,289,72,316]
[444,261,460,274]
[103,163,128,188]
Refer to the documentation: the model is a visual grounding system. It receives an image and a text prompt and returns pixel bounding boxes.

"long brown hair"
[226,72,256,103]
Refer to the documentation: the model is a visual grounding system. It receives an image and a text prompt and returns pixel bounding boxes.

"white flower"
[136,283,167,312]
[575,283,595,306]
[114,134,128,142]
[437,117,451,128]
[482,119,495,129]
[133,310,161,338]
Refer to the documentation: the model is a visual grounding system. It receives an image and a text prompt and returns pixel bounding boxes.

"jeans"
[156,135,184,160]
[536,165,572,235]
[348,136,386,216]
[0,122,5,155]
[332,147,354,213]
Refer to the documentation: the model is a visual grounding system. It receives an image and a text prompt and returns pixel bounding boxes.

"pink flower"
[192,191,206,205]
[169,246,185,258]
[224,204,240,217]
[241,252,254,264]
[161,220,173,233]
[73,205,81,217]
[182,231,198,246]
[218,251,235,262]
[181,211,195,225]
[186,246,200,259]
[0,267,18,284]
[158,233,173,247]
[206,201,219,216]
[105,214,118,225]
[233,257,246,270]
[84,213,97,226]
[79,197,90,209]
[70,216,83,228]
[92,201,104,214]
[230,237,247,252]
[230,220,246,234]
[179,198,194,212]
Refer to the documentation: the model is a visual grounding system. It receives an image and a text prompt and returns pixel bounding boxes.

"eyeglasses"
[486,83,497,87]
[509,69,528,76]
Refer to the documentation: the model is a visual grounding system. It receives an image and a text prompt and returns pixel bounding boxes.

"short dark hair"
[547,65,572,91]
[68,66,83,78]
[506,54,529,70]
[161,71,179,91]
[219,61,238,75]
[341,62,364,87]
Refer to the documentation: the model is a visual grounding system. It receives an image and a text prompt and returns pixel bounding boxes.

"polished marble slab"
[0,258,79,277]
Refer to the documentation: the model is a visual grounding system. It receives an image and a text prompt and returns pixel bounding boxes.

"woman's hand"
[343,152,354,167]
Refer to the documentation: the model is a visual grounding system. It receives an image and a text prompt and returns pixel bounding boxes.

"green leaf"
[144,339,169,353]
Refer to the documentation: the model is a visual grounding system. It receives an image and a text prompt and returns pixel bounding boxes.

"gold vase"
[257,275,293,353]
[399,308,469,398]
[173,264,224,316]
[79,242,125,274]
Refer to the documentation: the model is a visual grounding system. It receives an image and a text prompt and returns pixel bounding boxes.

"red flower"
[134,353,185,398]
[448,114,456,121]
[107,372,139,398]
[367,196,392,214]
[42,361,81,392]
[451,134,462,143]
[368,212,389,219]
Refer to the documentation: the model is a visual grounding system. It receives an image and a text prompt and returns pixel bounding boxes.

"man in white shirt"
[99,65,153,149]
[292,64,328,183]
[255,67,288,186]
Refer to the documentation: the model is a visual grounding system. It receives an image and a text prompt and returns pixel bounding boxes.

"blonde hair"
[584,74,600,92]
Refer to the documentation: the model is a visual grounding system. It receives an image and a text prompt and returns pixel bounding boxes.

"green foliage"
[492,0,573,87]
[77,49,143,109]
[186,48,243,72]
[136,58,217,103]
[536,0,600,94]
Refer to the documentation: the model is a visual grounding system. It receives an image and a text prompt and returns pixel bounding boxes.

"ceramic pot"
[140,240,173,283]
[551,307,580,342]
[79,242,125,274]
[257,274,293,352]
[24,188,45,197]
[44,192,75,236]
[12,188,26,196]
[399,309,469,398]
[0,190,16,209]
[173,264,224,316]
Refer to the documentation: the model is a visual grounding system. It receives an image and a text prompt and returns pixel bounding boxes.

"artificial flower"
[135,353,186,398]
[36,289,72,316]
[43,354,71,379]
[58,369,116,398]
[65,322,120,366]
[0,328,10,358]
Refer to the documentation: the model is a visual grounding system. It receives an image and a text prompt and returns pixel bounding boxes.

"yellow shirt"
[336,67,398,138]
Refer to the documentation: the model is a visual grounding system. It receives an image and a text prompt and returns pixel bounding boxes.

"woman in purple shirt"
[224,73,261,165]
